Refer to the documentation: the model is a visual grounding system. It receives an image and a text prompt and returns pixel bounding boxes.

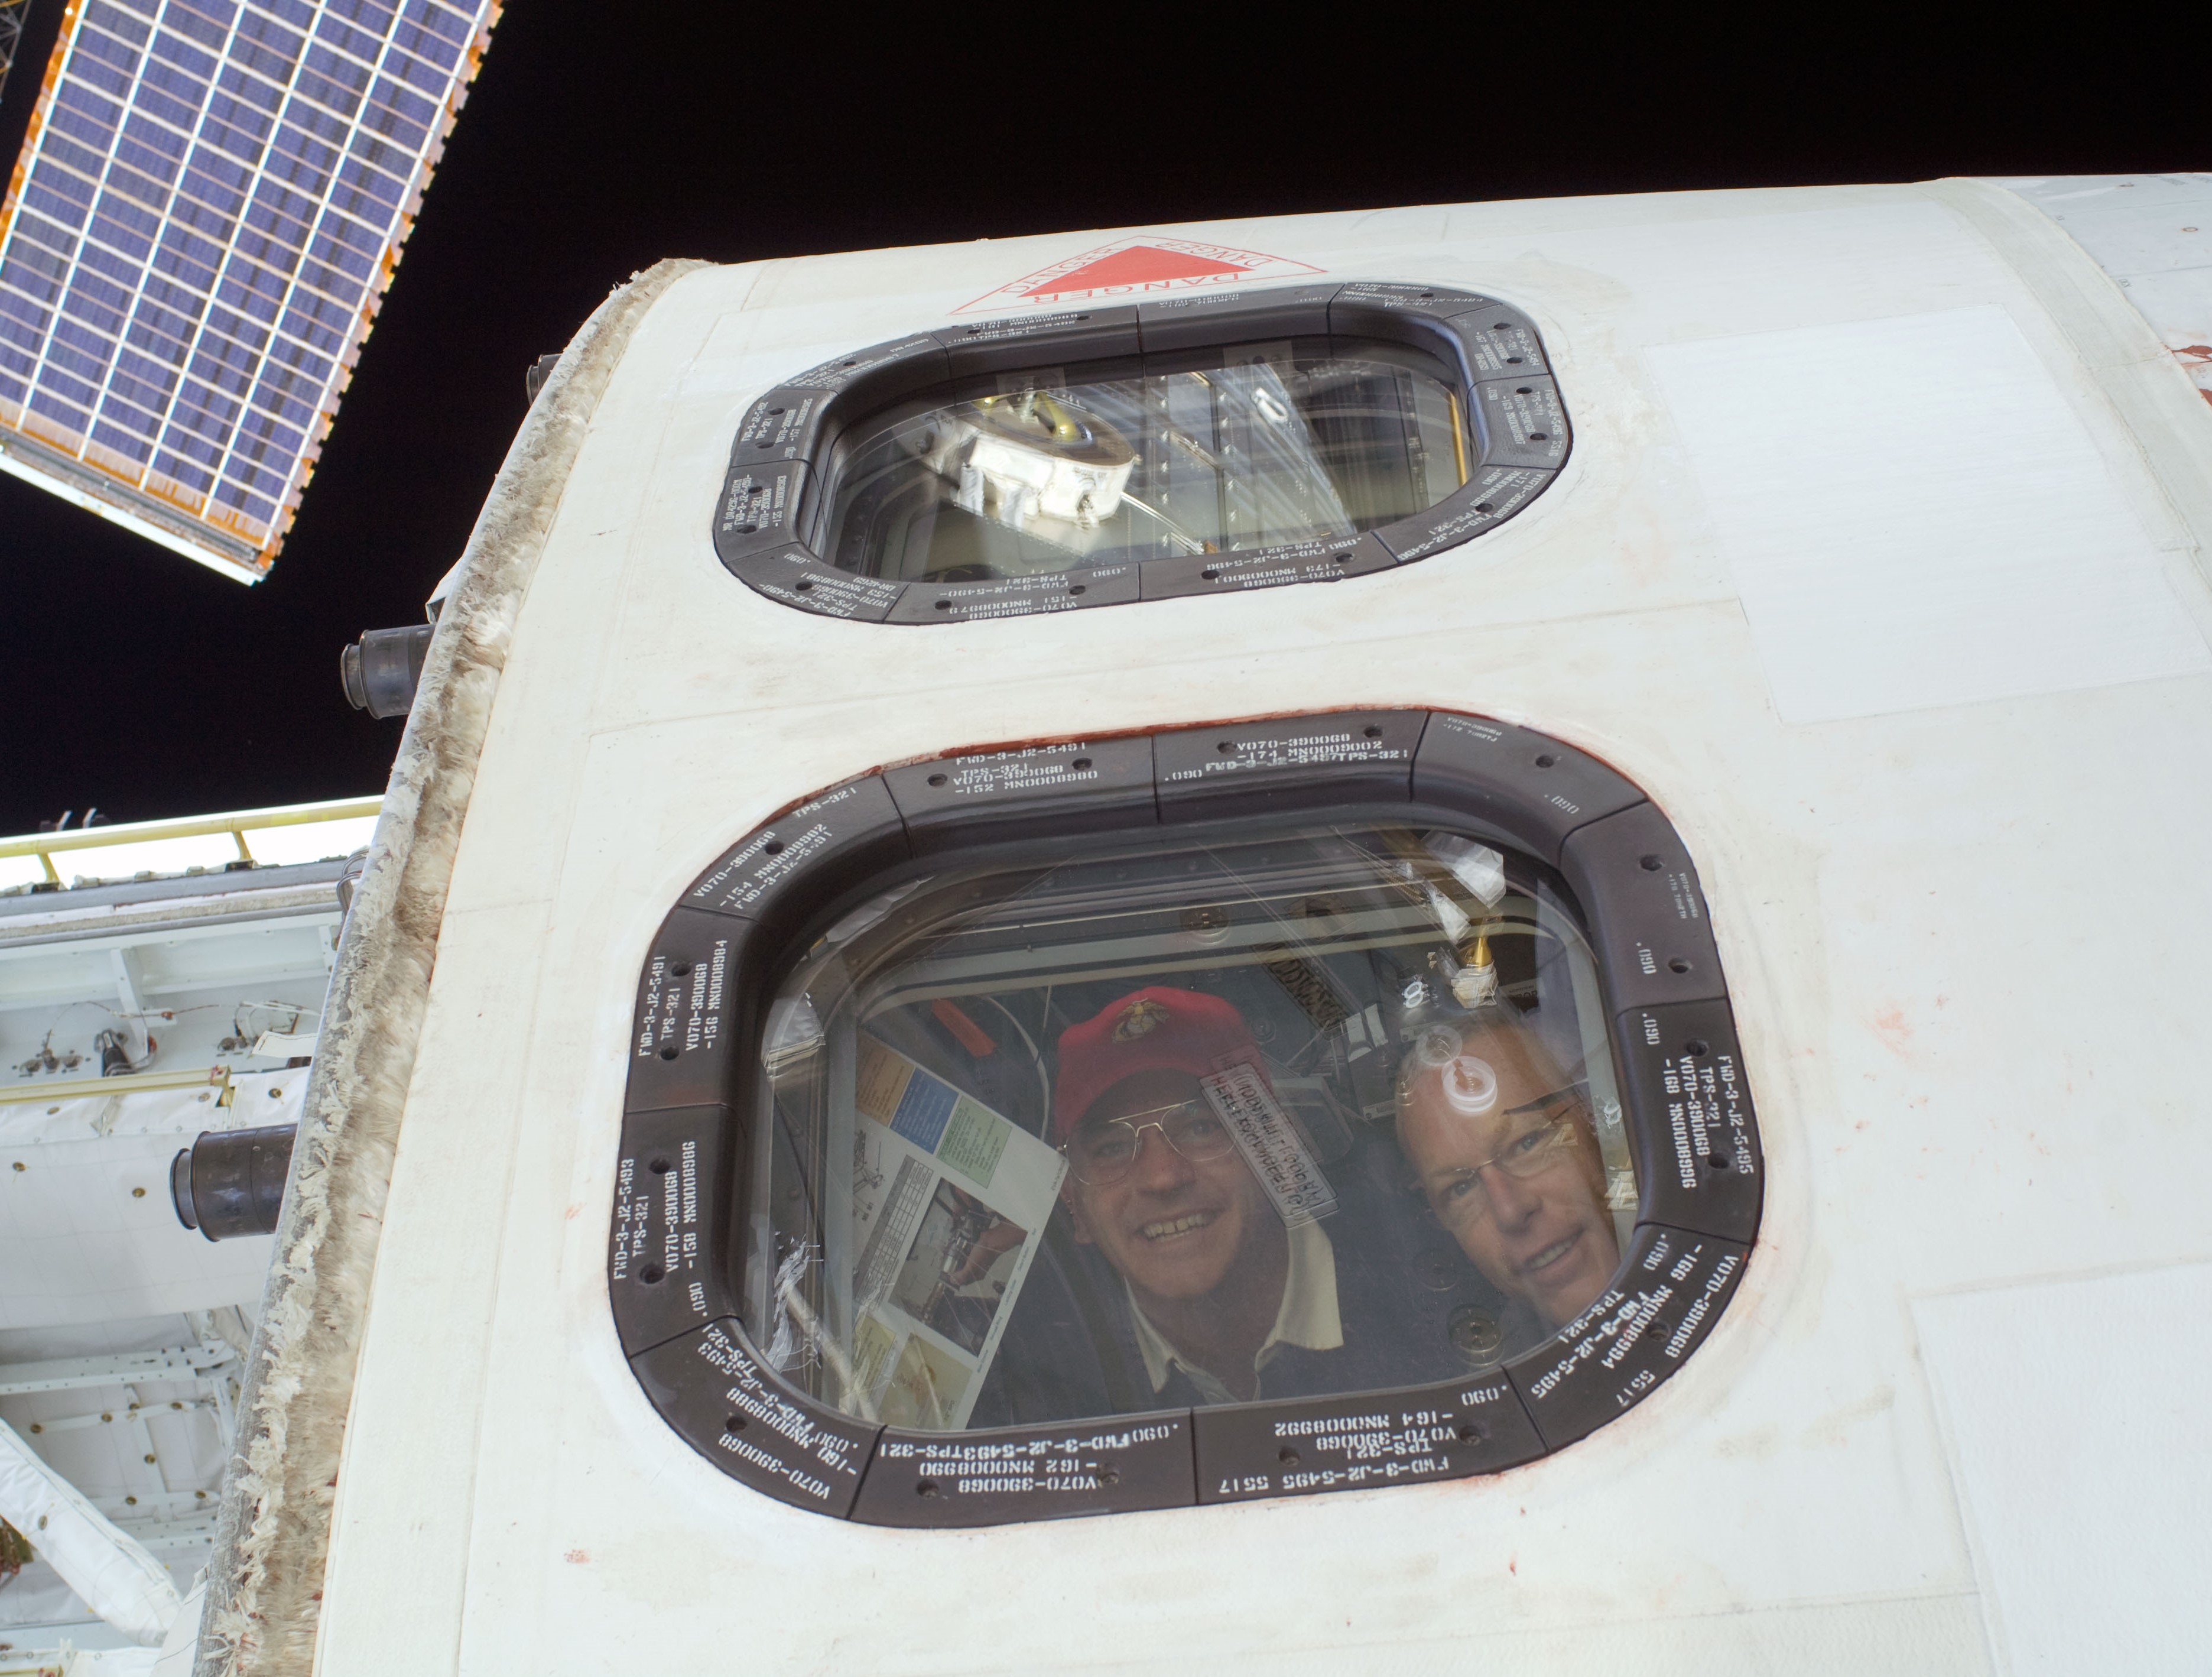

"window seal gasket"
[612,709,1759,1525]
[712,283,1570,624]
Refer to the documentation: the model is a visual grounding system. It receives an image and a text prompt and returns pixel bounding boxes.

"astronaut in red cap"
[1047,984,1344,1406]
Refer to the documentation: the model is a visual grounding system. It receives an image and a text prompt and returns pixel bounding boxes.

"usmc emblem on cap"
[1112,997,1169,1042]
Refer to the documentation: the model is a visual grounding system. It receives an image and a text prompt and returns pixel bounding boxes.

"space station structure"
[189,176,2212,1675]
[0,799,376,1661]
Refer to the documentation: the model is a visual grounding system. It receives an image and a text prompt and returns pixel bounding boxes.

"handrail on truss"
[0,796,383,883]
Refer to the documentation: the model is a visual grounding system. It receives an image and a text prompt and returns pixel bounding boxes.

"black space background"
[0,7,2201,832]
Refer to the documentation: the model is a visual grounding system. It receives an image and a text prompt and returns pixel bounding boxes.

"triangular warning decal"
[957,237,1324,314]
[1022,245,1252,295]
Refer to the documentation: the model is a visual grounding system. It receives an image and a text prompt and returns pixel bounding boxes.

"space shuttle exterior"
[183,176,2212,1674]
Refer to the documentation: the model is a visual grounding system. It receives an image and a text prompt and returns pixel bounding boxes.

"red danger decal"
[956,238,1324,313]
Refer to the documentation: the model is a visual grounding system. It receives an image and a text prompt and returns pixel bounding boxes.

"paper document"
[846,1036,1066,1430]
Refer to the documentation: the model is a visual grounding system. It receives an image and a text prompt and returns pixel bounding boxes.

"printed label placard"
[852,1413,1197,1526]
[629,1318,875,1516]
[1201,1062,1337,1227]
[1504,1224,1749,1448]
[1194,1373,1542,1503]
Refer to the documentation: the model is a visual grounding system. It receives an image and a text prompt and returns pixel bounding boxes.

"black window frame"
[613,709,1760,1525]
[713,284,1570,624]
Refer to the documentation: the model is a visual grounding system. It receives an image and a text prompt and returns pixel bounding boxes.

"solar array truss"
[0,0,500,581]
[1,1,34,105]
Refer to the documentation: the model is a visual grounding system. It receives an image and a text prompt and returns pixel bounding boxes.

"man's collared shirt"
[1128,1217,1343,1406]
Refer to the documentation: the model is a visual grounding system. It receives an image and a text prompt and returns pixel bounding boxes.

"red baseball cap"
[1053,986,1267,1141]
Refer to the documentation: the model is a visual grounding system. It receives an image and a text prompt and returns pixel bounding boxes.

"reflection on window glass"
[743,824,1636,1432]
[823,342,1467,582]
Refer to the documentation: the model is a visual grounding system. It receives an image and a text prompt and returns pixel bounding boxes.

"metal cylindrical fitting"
[171,1123,297,1241]
[339,624,435,719]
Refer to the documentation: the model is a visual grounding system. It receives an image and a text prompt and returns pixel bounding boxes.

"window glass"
[742,822,1636,1432]
[822,341,1466,582]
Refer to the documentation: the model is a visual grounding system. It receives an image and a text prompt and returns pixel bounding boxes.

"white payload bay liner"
[199,179,2212,1674]
[0,1416,180,1646]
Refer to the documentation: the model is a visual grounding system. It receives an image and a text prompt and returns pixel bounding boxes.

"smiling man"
[967,984,1487,1424]
[1395,1017,1621,1332]
[1048,986,1331,1405]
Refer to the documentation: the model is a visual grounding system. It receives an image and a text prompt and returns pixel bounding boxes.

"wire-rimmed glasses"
[1424,1101,1589,1229]
[1061,1099,1238,1186]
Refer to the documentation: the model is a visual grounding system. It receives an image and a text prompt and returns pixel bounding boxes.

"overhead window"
[713,285,1570,622]
[613,712,1759,1526]
[821,343,1467,585]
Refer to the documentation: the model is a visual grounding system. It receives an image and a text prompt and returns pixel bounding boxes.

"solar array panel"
[0,0,499,580]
